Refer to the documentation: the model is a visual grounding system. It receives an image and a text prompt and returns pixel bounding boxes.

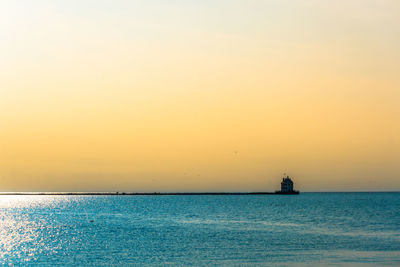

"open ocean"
[0,193,399,266]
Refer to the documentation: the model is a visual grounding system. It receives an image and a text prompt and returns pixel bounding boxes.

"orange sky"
[1,1,399,191]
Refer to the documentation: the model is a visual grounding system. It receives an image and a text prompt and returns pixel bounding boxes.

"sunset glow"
[1,1,399,192]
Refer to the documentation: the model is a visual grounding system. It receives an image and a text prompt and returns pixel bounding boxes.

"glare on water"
[0,196,71,263]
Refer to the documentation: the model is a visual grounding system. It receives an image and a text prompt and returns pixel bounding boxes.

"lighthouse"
[275,175,299,194]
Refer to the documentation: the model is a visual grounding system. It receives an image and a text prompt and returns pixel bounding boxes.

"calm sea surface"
[0,193,399,266]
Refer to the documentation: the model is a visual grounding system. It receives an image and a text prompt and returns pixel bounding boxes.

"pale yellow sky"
[1,0,399,192]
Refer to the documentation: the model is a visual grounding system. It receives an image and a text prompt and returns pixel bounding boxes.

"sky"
[0,0,399,192]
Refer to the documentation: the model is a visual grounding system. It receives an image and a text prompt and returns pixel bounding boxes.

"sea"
[0,193,399,266]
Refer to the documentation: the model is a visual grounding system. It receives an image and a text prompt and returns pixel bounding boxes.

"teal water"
[0,193,399,266]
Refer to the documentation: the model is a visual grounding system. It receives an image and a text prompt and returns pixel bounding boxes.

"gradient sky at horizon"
[1,0,399,192]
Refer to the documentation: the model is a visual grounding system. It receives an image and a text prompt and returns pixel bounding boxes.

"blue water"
[0,193,399,266]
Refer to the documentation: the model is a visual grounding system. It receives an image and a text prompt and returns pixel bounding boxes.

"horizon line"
[0,191,399,196]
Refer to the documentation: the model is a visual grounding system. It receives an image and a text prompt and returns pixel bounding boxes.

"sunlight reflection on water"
[0,196,72,263]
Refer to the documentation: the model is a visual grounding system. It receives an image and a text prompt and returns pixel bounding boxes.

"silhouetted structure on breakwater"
[275,175,299,194]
